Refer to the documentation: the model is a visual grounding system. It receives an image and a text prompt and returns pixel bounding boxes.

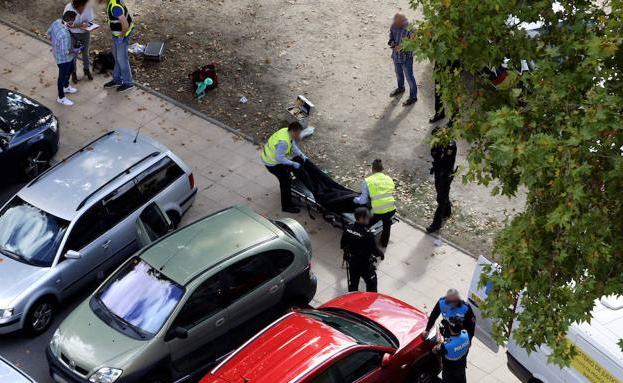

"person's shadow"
[360,98,412,158]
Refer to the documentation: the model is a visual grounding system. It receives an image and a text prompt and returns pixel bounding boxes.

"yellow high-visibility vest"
[261,128,292,165]
[107,0,135,37]
[366,173,396,214]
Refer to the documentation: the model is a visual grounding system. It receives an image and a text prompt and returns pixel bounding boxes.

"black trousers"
[266,165,294,209]
[434,77,445,118]
[57,61,74,99]
[442,363,466,383]
[369,210,395,247]
[348,263,377,292]
[431,172,453,228]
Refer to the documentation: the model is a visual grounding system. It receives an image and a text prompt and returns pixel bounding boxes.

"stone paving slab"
[0,25,519,383]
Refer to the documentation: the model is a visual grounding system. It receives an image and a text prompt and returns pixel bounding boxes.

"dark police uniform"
[425,297,476,339]
[340,223,384,292]
[428,140,457,232]
[437,329,470,383]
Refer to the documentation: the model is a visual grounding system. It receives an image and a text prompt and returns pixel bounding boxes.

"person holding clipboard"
[64,0,96,82]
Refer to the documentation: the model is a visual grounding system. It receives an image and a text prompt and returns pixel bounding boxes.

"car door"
[466,255,500,352]
[168,272,231,374]
[308,350,385,383]
[58,202,111,298]
[134,202,173,248]
[221,252,286,331]
[100,180,146,268]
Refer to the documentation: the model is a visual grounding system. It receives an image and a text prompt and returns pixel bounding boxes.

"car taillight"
[188,173,195,189]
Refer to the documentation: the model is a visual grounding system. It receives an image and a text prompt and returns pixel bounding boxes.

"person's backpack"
[189,64,218,98]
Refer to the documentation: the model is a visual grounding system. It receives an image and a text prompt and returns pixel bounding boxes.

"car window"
[64,202,107,252]
[0,196,69,267]
[265,250,295,274]
[135,157,184,204]
[172,274,224,329]
[311,351,382,383]
[102,180,143,229]
[97,258,184,336]
[222,254,275,304]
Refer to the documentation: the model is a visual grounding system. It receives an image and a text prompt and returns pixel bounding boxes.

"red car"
[200,292,441,383]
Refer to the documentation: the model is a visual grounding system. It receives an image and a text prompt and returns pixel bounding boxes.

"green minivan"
[47,205,317,383]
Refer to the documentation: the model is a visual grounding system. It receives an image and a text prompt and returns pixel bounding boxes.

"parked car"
[47,205,317,383]
[201,292,441,383]
[0,355,36,383]
[0,129,197,335]
[0,88,60,181]
[469,256,623,383]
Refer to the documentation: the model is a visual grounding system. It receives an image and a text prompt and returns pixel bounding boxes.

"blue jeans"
[112,31,133,85]
[57,61,74,99]
[394,56,417,99]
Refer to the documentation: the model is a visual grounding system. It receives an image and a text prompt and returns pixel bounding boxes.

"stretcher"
[290,159,399,237]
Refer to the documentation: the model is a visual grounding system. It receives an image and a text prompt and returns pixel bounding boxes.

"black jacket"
[340,223,384,268]
[431,141,457,176]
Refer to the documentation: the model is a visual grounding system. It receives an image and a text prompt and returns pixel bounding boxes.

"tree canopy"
[404,0,623,364]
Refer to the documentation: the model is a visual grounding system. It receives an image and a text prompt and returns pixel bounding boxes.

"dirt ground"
[0,0,524,256]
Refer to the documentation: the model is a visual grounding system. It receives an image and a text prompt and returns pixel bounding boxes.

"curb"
[0,18,478,260]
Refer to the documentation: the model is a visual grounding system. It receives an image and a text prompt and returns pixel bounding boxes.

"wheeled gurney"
[290,159,398,237]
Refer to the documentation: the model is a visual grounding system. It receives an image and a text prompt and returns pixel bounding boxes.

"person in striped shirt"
[47,11,79,106]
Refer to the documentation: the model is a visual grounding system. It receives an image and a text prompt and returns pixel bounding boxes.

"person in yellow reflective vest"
[97,0,135,92]
[354,159,397,248]
[261,122,307,214]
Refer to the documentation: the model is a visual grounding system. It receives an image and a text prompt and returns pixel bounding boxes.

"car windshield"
[0,197,68,267]
[301,309,396,348]
[97,258,184,336]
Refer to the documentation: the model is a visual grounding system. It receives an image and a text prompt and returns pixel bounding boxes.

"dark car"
[0,88,59,182]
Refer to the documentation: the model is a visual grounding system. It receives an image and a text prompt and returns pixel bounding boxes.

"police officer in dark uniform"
[433,318,471,383]
[423,289,476,340]
[341,207,385,292]
[426,132,457,233]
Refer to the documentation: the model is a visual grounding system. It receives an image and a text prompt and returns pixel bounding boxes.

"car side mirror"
[166,326,188,341]
[381,353,393,368]
[65,250,81,260]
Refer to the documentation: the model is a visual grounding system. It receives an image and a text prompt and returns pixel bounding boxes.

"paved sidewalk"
[0,24,518,383]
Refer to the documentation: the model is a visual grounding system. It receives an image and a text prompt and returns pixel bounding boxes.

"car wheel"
[25,298,55,336]
[23,146,52,180]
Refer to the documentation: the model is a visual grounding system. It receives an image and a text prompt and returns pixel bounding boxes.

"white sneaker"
[63,86,78,94]
[57,97,74,106]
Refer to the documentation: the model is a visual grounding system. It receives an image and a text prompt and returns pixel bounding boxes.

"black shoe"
[429,112,446,123]
[444,208,452,219]
[282,206,301,214]
[403,97,417,106]
[103,80,120,89]
[85,70,94,81]
[71,72,79,84]
[117,84,135,92]
[389,88,405,98]
[426,224,441,233]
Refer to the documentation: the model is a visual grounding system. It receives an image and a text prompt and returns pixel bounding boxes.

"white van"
[468,256,623,383]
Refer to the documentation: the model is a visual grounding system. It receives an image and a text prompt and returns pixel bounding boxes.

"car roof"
[0,355,35,383]
[141,206,279,285]
[17,129,168,221]
[209,311,357,383]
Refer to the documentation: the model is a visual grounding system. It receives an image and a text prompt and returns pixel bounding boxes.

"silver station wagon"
[0,129,197,335]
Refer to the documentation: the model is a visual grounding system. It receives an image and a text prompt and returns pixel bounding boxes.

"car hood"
[57,301,150,374]
[321,293,429,348]
[0,255,48,308]
[0,89,52,134]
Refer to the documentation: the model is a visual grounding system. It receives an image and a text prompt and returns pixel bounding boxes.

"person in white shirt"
[64,0,95,82]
